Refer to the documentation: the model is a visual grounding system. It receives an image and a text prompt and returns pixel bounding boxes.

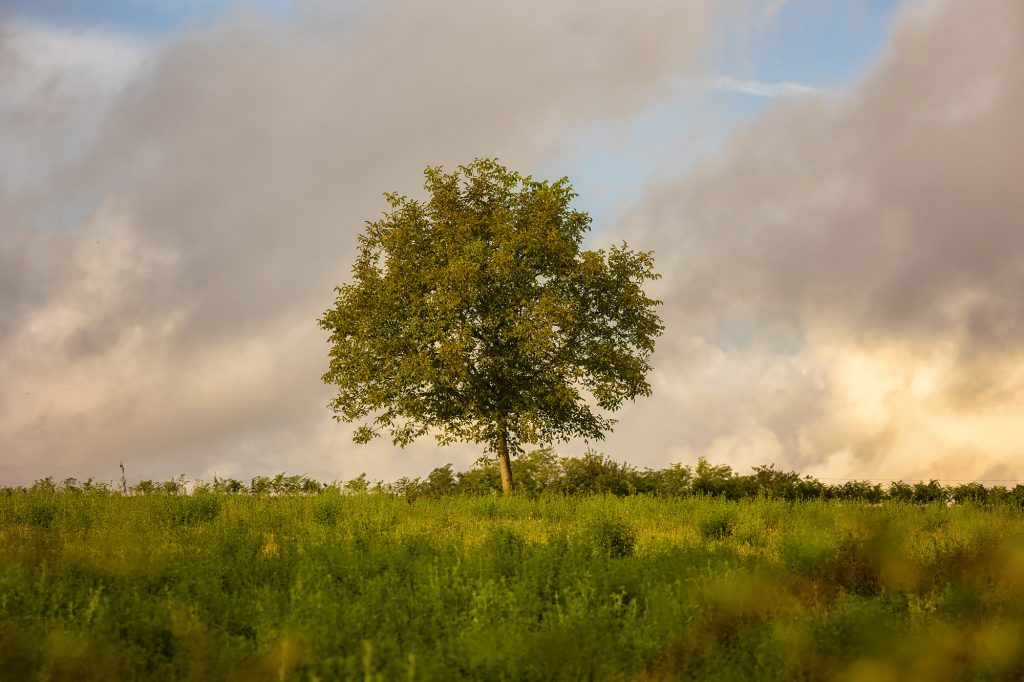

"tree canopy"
[319,159,663,492]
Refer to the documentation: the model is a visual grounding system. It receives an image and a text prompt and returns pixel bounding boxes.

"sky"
[2,0,1022,487]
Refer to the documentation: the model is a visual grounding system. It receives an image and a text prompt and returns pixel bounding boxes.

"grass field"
[2,490,1024,680]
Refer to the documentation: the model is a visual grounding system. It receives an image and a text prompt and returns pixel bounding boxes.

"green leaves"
[319,158,663,456]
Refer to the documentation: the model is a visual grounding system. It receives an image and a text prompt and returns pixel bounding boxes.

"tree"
[318,159,663,493]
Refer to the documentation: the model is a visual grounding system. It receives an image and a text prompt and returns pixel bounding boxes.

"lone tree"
[319,159,663,493]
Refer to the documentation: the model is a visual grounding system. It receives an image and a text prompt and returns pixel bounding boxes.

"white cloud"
[707,75,826,98]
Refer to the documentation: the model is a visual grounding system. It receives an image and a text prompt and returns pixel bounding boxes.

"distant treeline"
[8,449,1023,505]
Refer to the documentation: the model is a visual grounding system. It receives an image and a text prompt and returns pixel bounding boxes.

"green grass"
[2,491,1023,680]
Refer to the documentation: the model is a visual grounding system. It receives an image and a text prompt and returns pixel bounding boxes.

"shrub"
[213,477,246,494]
[637,462,693,496]
[162,494,222,525]
[912,480,947,504]
[23,499,58,529]
[511,447,564,496]
[586,516,637,558]
[312,495,345,526]
[751,464,801,500]
[691,458,738,499]
[889,482,914,503]
[343,473,371,494]
[423,464,458,498]
[986,486,1013,505]
[698,511,736,540]
[30,478,57,494]
[950,482,988,505]
[133,480,156,495]
[483,527,527,577]
[560,451,638,496]
[835,481,886,503]
[456,458,502,495]
[795,477,828,500]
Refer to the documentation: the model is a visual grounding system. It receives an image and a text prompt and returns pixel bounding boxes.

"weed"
[586,514,637,558]
[698,510,736,540]
[1,492,1023,680]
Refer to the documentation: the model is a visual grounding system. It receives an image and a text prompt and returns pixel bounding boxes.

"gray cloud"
[7,0,1020,487]
[0,1,731,484]
[606,0,1024,481]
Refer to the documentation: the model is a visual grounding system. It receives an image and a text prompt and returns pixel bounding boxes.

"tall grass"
[1,490,1023,680]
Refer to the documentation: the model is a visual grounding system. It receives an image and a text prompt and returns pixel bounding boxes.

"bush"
[343,474,371,494]
[561,451,638,496]
[835,481,886,503]
[161,494,222,525]
[950,482,988,505]
[750,464,801,500]
[456,458,502,495]
[483,527,527,576]
[585,515,637,558]
[16,459,1014,508]
[691,458,741,499]
[637,463,693,496]
[312,494,345,525]
[912,480,947,504]
[511,447,564,495]
[698,511,736,540]
[213,477,246,494]
[23,499,58,529]
[889,482,914,503]
[423,464,458,498]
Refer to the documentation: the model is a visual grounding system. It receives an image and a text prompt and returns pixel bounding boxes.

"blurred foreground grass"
[2,491,1023,680]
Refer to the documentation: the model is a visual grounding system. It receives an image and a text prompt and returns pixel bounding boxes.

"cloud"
[605,0,1024,482]
[6,0,1019,488]
[0,22,148,195]
[763,0,789,18]
[707,75,826,98]
[0,0,732,484]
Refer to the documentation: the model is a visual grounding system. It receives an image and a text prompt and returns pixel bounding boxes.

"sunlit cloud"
[606,0,1024,483]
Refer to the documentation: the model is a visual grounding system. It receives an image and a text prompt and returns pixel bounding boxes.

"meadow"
[2,482,1024,680]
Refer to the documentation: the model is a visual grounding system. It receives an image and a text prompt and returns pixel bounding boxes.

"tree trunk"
[496,424,514,494]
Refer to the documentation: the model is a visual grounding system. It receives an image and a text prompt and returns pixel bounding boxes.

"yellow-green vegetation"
[2,490,1023,680]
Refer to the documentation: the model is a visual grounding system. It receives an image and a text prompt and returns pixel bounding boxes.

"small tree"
[319,159,663,493]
